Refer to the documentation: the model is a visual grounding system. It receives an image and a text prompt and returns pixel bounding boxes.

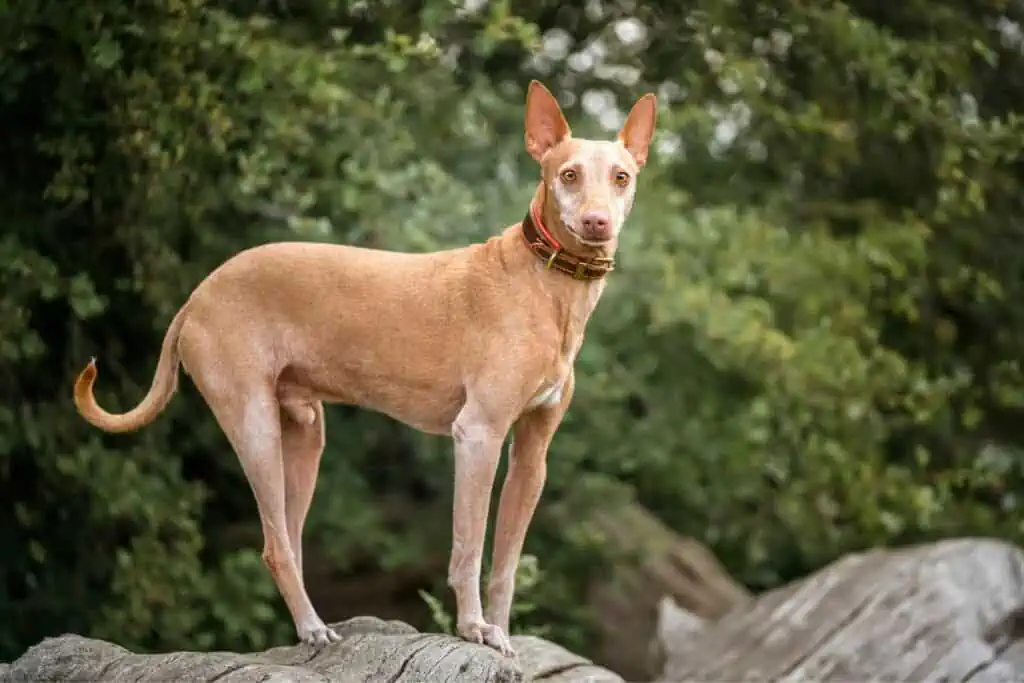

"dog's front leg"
[485,372,573,634]
[448,400,512,655]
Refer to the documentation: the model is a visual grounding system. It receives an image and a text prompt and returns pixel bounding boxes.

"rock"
[1,616,623,683]
[657,538,1024,682]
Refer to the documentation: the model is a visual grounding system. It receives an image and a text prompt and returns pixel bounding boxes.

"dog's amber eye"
[560,169,577,183]
[614,171,631,186]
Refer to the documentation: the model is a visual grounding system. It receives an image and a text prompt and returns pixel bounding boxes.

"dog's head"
[525,80,657,250]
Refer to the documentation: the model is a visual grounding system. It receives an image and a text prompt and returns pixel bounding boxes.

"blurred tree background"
[3,0,1024,675]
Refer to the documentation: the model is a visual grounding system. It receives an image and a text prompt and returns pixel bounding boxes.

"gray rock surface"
[657,538,1024,682]
[1,616,622,683]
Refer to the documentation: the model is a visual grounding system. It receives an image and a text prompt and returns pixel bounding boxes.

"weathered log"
[656,538,1024,682]
[1,616,623,683]
[583,499,752,680]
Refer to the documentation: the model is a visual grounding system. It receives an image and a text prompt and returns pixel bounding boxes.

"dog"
[73,80,656,656]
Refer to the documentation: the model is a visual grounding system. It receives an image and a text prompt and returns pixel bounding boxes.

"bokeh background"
[3,0,1024,677]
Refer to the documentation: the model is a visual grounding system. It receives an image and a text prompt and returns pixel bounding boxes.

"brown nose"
[580,212,611,240]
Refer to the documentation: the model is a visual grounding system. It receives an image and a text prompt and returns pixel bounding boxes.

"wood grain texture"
[1,616,623,683]
[657,538,1024,682]
[7,538,1024,683]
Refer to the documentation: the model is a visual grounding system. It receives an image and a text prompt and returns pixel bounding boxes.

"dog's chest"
[524,282,603,410]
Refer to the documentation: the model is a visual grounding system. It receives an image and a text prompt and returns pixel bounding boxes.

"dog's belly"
[278,365,464,436]
[341,383,465,436]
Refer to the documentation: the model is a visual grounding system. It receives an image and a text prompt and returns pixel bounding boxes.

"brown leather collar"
[520,204,614,280]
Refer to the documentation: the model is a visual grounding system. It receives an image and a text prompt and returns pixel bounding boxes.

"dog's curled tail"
[73,305,189,434]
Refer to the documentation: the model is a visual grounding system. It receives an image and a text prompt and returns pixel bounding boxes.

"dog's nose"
[580,212,611,240]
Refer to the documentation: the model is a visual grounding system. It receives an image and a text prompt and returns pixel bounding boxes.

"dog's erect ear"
[618,93,657,168]
[525,80,572,163]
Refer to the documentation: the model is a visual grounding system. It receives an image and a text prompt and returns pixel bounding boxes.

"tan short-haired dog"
[73,80,656,656]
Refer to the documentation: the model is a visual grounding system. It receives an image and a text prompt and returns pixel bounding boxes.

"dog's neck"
[489,188,612,355]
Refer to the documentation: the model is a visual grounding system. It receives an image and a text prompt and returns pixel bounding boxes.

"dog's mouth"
[567,226,614,246]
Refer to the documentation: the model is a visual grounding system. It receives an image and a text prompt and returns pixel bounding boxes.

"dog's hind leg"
[187,348,337,648]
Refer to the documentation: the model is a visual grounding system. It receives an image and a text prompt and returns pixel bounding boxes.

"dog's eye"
[560,169,577,183]
[614,171,631,186]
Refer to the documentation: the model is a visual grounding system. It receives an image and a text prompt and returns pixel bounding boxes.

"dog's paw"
[457,620,516,657]
[299,623,341,649]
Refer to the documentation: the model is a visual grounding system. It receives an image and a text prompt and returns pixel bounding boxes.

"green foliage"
[3,0,1024,667]
[418,589,455,636]
[536,0,1024,589]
